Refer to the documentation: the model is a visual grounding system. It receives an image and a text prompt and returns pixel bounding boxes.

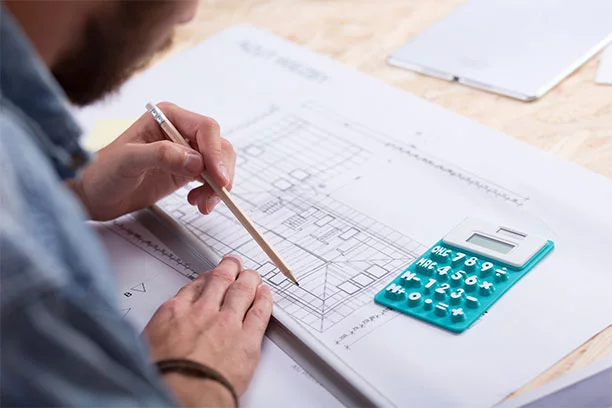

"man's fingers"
[194,117,226,186]
[118,141,203,178]
[174,270,209,304]
[194,255,243,309]
[186,138,236,214]
[220,138,236,191]
[220,270,262,320]
[158,102,230,189]
[243,284,273,337]
[187,184,218,215]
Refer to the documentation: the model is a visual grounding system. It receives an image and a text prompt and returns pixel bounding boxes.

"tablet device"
[388,0,612,101]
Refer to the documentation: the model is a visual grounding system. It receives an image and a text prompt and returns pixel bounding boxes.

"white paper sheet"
[91,216,342,408]
[596,45,612,84]
[79,25,612,408]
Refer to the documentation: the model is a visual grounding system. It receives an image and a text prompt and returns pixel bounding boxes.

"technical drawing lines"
[224,104,279,137]
[156,107,430,332]
[161,185,426,332]
[110,219,196,276]
[119,308,131,319]
[131,283,146,293]
[302,101,530,206]
[251,193,425,332]
[382,141,528,206]
[233,113,371,187]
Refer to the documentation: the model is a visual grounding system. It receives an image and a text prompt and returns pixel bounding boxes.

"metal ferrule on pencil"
[146,102,167,126]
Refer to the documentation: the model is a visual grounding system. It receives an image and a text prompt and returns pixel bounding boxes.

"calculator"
[374,218,554,332]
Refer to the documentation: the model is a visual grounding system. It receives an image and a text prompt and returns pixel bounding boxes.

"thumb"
[119,141,204,178]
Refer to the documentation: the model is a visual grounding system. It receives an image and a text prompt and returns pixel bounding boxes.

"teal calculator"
[374,218,554,332]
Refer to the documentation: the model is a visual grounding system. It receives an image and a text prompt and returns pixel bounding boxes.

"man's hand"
[144,255,273,406]
[70,102,236,221]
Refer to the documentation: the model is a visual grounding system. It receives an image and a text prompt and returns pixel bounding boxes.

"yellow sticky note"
[85,119,136,151]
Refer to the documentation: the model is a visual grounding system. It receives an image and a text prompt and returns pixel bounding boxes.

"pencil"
[146,102,299,286]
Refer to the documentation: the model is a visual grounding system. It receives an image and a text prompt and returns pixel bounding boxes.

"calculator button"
[423,278,437,294]
[423,298,434,311]
[451,252,466,267]
[449,289,464,304]
[465,295,480,308]
[407,292,422,307]
[479,262,494,277]
[435,303,449,317]
[434,287,447,300]
[451,308,466,322]
[450,271,464,287]
[400,271,421,288]
[494,268,509,283]
[415,258,437,276]
[479,281,494,296]
[384,283,406,301]
[463,256,478,272]
[464,275,478,291]
[430,246,452,263]
[436,266,451,281]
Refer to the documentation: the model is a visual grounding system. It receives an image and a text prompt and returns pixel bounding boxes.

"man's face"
[52,1,198,106]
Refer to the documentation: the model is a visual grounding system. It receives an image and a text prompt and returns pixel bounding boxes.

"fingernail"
[206,196,220,213]
[187,193,196,206]
[184,152,203,174]
[218,163,230,184]
[259,283,271,293]
[223,254,243,269]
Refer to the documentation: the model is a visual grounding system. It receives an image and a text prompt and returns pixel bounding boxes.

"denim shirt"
[0,8,175,406]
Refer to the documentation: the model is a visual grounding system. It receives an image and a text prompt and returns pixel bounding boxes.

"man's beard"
[51,2,174,107]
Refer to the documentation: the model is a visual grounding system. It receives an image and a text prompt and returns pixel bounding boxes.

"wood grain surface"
[172,0,612,399]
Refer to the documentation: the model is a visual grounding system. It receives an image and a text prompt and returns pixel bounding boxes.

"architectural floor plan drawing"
[302,101,530,207]
[159,111,427,332]
[93,217,343,408]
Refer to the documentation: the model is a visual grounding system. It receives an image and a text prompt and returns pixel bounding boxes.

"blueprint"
[159,110,426,334]
[92,216,342,408]
[79,25,612,408]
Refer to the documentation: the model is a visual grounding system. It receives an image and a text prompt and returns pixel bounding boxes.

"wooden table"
[175,0,612,399]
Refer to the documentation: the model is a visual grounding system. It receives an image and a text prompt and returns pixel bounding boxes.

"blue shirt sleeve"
[0,111,177,407]
[0,218,178,407]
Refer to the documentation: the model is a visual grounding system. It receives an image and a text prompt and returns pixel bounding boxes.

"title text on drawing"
[238,40,329,84]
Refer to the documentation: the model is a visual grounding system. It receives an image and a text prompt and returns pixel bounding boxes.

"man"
[0,1,273,406]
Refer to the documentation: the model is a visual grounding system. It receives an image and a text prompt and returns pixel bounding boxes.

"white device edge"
[386,56,534,101]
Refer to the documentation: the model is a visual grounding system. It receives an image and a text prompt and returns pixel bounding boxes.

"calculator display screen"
[467,233,515,254]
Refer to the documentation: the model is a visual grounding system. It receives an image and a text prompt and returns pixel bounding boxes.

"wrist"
[163,372,236,407]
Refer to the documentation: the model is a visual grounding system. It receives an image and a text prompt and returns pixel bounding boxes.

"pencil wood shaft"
[146,103,298,285]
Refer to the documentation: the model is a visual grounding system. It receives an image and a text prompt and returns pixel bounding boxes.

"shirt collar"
[0,6,89,179]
